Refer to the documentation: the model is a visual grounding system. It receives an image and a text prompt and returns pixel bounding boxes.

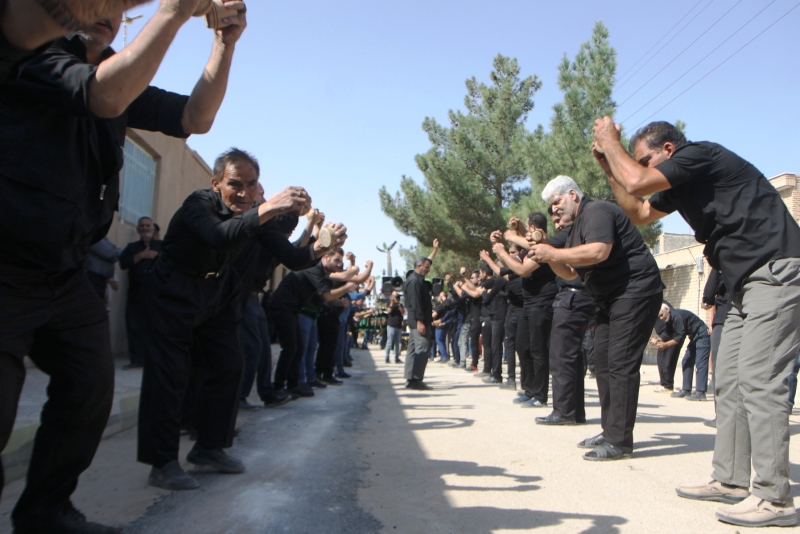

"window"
[119,137,157,224]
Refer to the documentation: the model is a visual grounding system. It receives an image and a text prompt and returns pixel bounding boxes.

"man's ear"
[211,178,221,193]
[662,142,676,158]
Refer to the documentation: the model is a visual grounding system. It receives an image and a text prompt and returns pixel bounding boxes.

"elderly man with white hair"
[528,175,663,461]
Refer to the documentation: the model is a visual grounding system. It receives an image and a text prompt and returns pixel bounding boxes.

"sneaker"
[239,398,260,411]
[653,386,672,393]
[288,384,315,397]
[309,379,328,389]
[465,365,478,372]
[474,372,490,378]
[320,375,344,386]
[41,502,122,533]
[715,495,797,527]
[263,390,292,408]
[482,376,502,384]
[186,445,245,474]
[686,391,707,401]
[676,480,749,504]
[499,379,517,390]
[670,389,689,398]
[406,380,432,390]
[520,398,546,408]
[513,395,532,404]
[336,371,352,379]
[148,460,199,490]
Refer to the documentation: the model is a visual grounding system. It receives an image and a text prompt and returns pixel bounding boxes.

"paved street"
[2,347,799,533]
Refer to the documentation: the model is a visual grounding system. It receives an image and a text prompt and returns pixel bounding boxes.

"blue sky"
[117,0,800,275]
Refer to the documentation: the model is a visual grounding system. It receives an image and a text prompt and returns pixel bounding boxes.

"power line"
[627,1,800,130]
[615,0,705,86]
[622,0,784,123]
[617,0,747,108]
[616,0,716,90]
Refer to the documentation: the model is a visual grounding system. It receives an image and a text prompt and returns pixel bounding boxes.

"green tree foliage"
[379,55,541,270]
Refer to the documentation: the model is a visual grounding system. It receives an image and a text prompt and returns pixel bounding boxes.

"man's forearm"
[549,243,611,267]
[90,8,188,118]
[181,41,234,134]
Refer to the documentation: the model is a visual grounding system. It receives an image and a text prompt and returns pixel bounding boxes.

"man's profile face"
[658,308,670,322]
[548,190,579,225]
[416,262,431,277]
[136,217,153,239]
[80,15,122,48]
[634,140,671,168]
[323,252,344,273]
[213,163,259,215]
[469,272,479,285]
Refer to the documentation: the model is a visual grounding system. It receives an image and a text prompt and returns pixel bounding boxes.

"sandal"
[576,433,605,449]
[582,442,632,461]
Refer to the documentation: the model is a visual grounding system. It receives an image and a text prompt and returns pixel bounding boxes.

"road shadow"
[633,432,716,458]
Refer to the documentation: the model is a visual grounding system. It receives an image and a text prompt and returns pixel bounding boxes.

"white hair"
[541,175,584,203]
[660,303,670,314]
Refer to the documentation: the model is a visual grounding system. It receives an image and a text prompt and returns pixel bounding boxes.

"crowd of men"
[0,0,798,532]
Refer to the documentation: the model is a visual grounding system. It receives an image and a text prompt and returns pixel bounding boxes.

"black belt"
[562,287,582,292]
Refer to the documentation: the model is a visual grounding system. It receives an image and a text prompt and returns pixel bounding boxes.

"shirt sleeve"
[654,143,714,188]
[255,222,317,271]
[671,313,688,346]
[580,204,616,245]
[126,86,190,139]
[648,190,677,215]
[182,194,261,251]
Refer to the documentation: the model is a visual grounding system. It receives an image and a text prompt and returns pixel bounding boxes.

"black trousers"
[594,292,662,450]
[0,268,114,531]
[549,290,595,421]
[269,306,303,390]
[504,305,523,380]
[516,304,554,402]
[138,268,243,467]
[490,319,505,380]
[125,298,149,366]
[481,320,493,373]
[86,271,107,301]
[469,320,481,367]
[656,341,683,390]
[315,307,341,378]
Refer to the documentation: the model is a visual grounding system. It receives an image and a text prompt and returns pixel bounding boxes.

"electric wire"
[626,0,800,130]
[617,0,746,108]
[616,0,716,91]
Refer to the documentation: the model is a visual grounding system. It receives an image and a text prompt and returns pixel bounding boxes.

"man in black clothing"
[404,257,434,389]
[655,305,710,401]
[119,216,161,369]
[269,249,356,397]
[651,302,683,393]
[454,270,482,372]
[385,291,405,364]
[530,176,663,460]
[534,208,596,426]
[494,213,559,409]
[594,118,800,525]
[0,4,245,531]
[701,267,728,427]
[476,263,507,384]
[138,149,311,491]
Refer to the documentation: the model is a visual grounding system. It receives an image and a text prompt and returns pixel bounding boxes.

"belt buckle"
[204,271,219,279]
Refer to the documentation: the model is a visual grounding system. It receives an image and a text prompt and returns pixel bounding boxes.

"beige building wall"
[106,129,212,359]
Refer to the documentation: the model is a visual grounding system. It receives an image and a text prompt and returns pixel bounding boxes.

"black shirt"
[404,271,432,327]
[521,264,558,310]
[548,226,585,290]
[702,268,729,326]
[119,239,162,300]
[482,276,508,322]
[500,267,524,309]
[650,142,800,292]
[387,302,404,328]
[661,308,708,345]
[270,262,332,313]
[160,189,262,276]
[0,36,189,275]
[567,199,662,303]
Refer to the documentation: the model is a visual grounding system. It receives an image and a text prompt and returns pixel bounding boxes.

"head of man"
[256,183,266,205]
[629,121,688,168]
[438,290,447,302]
[321,248,344,274]
[211,148,261,215]
[414,257,430,277]
[508,242,522,258]
[547,205,565,230]
[658,303,671,322]
[541,175,583,225]
[526,212,548,234]
[390,290,400,301]
[479,263,492,280]
[470,270,479,286]
[136,216,154,240]
[78,15,122,55]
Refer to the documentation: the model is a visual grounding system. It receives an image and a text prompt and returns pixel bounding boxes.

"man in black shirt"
[655,305,710,401]
[0,5,246,532]
[404,257,434,389]
[385,291,405,364]
[138,149,312,491]
[701,267,728,427]
[530,176,662,460]
[454,270,482,372]
[594,118,800,526]
[652,302,683,394]
[119,216,161,369]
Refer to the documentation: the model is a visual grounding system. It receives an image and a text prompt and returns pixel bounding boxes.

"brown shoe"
[715,495,797,527]
[676,480,749,504]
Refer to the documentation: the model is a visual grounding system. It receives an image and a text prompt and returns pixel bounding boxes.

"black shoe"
[535,412,576,426]
[499,379,517,390]
[34,502,122,534]
[395,358,403,364]
[239,398,260,411]
[407,380,432,390]
[336,371,352,379]
[686,391,707,401]
[704,418,717,428]
[263,390,292,408]
[385,359,390,363]
[320,375,344,386]
[148,460,199,490]
[482,376,501,384]
[309,379,328,389]
[186,445,245,474]
[512,395,532,404]
[288,384,315,397]
[343,359,353,367]
[671,389,689,398]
